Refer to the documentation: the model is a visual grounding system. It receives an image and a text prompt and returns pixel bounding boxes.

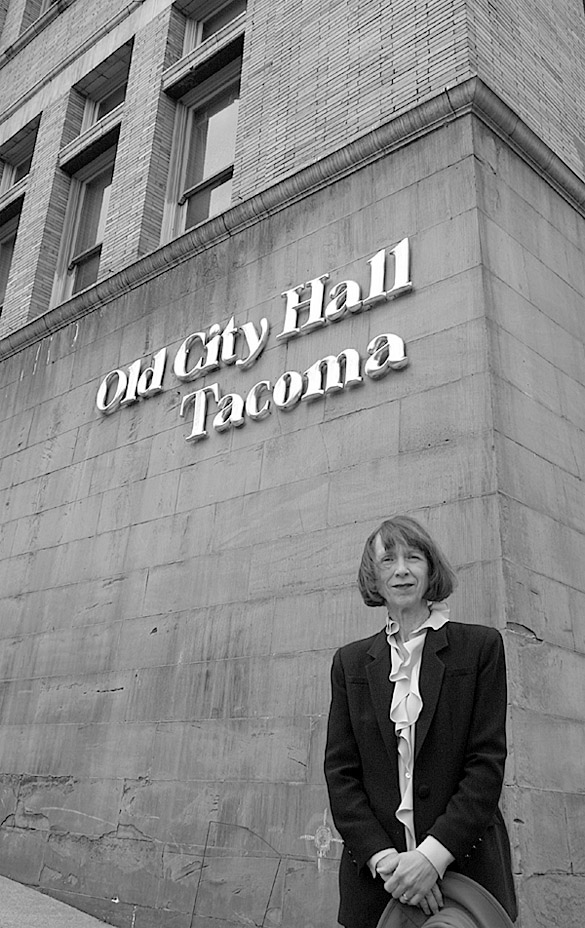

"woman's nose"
[394,556,408,574]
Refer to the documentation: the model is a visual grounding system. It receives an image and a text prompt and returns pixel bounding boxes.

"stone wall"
[0,115,514,926]
[474,119,585,927]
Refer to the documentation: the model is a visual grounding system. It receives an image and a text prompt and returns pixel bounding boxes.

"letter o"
[96,370,128,414]
[272,370,304,410]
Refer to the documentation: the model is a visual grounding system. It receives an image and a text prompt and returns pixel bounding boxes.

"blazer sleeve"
[324,647,396,870]
[425,627,509,860]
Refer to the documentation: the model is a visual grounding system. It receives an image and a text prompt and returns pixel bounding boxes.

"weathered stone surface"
[521,874,585,928]
[0,101,584,928]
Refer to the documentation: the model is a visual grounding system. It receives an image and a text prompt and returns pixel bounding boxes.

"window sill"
[58,105,123,174]
[0,177,27,221]
[163,13,245,99]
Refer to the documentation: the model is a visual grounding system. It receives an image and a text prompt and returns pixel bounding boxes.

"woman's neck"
[388,602,431,641]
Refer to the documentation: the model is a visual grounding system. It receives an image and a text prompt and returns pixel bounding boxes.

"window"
[181,0,247,54]
[162,1,246,241]
[178,73,240,231]
[58,147,116,298]
[0,216,19,317]
[75,42,132,134]
[0,116,40,197]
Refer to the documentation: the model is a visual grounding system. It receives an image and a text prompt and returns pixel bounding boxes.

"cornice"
[1,75,584,361]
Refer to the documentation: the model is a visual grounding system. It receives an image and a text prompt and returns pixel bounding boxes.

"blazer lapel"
[365,630,399,764]
[415,624,449,759]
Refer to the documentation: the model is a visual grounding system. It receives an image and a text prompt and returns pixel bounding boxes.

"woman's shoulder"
[334,629,385,661]
[445,621,503,650]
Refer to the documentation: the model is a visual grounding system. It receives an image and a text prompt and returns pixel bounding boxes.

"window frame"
[0,214,20,317]
[74,41,133,136]
[162,57,241,242]
[0,115,40,198]
[182,0,247,55]
[52,145,117,303]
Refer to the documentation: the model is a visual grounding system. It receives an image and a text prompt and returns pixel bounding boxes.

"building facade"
[0,1,584,926]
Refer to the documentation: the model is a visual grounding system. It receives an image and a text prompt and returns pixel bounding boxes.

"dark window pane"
[184,87,239,190]
[0,233,16,307]
[201,0,246,41]
[73,166,114,256]
[96,83,127,121]
[185,174,233,229]
[72,248,101,294]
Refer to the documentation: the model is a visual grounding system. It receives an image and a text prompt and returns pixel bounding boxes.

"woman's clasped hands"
[375,849,444,917]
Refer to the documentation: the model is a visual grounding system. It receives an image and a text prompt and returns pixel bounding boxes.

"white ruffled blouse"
[386,600,451,850]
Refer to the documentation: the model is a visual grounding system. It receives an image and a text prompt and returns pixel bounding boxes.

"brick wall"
[234,0,471,200]
[234,0,585,198]
[467,0,585,184]
[2,92,82,329]
[100,6,178,274]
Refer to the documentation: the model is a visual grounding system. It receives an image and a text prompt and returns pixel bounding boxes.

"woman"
[324,515,516,927]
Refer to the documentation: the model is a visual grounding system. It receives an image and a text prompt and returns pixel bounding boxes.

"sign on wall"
[96,240,412,442]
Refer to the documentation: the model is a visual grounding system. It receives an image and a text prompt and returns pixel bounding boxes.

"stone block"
[523,247,585,342]
[14,775,122,838]
[414,209,481,290]
[565,793,585,874]
[486,274,585,384]
[398,373,492,454]
[496,433,585,536]
[42,828,163,909]
[279,858,341,928]
[480,216,531,300]
[247,522,359,599]
[142,550,252,616]
[271,587,379,654]
[0,825,48,884]
[495,379,584,478]
[193,855,280,924]
[176,444,263,510]
[506,786,571,877]
[508,634,585,720]
[87,440,152,496]
[521,874,585,928]
[97,471,180,534]
[500,497,585,593]
[123,650,331,724]
[210,474,330,551]
[510,706,585,792]
[150,718,312,783]
[327,431,496,529]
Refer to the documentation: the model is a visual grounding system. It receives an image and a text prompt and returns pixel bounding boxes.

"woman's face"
[372,534,430,612]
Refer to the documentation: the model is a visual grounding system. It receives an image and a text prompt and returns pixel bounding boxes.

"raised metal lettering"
[325,280,363,321]
[137,348,167,399]
[245,381,272,420]
[236,318,270,369]
[174,324,221,382]
[96,369,128,414]
[364,333,408,379]
[302,349,363,401]
[180,383,220,441]
[213,393,245,432]
[277,275,329,341]
[272,370,304,409]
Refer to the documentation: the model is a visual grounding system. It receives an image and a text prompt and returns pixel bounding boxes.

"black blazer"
[324,621,517,927]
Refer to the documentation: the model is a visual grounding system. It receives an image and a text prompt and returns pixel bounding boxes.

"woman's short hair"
[358,515,458,607]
